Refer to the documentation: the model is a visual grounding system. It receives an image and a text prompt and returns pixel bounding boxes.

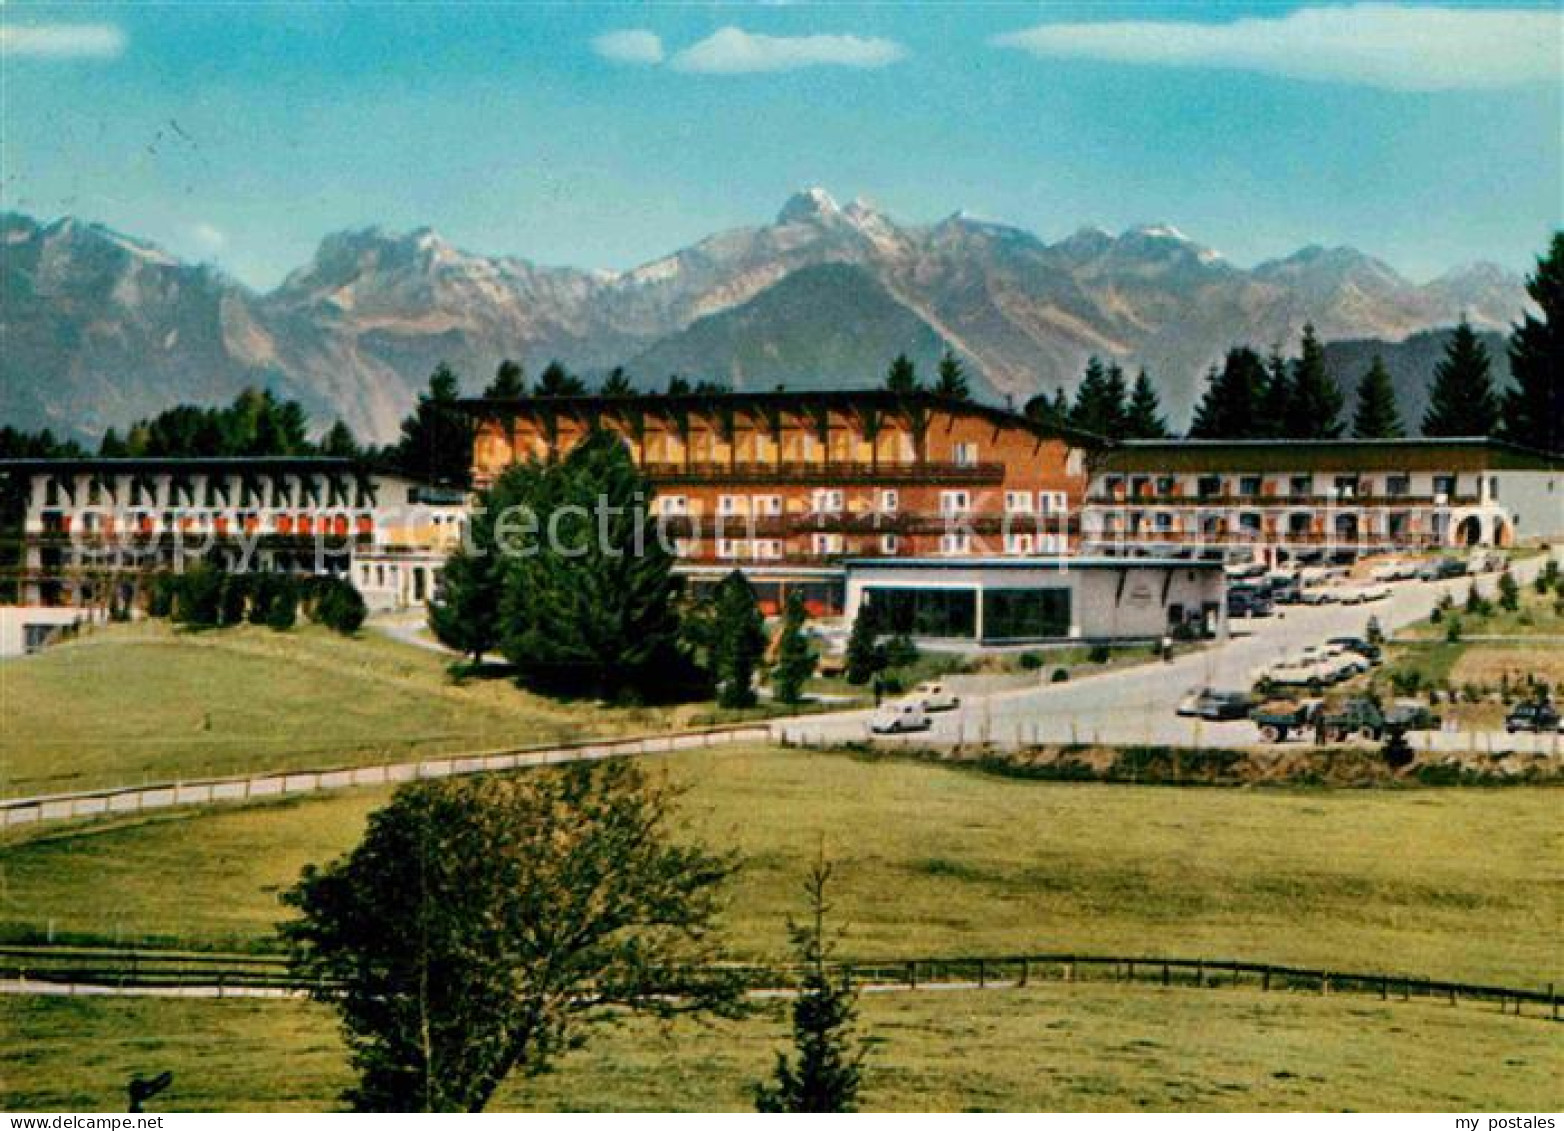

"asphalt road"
[777,552,1564,756]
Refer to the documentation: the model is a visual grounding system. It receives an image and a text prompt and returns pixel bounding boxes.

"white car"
[911,681,961,712]
[869,700,931,734]
[1334,582,1389,605]
[1369,560,1418,582]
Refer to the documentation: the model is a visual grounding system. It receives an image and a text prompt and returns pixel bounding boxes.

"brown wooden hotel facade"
[464,390,1096,612]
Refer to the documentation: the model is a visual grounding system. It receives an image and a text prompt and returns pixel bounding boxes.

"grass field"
[3,746,1558,987]
[0,621,817,798]
[4,985,1558,1112]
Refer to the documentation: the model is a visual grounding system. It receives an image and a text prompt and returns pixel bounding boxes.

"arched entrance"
[1493,518,1513,548]
[1454,516,1484,547]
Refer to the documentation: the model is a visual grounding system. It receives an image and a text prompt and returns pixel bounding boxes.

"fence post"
[1262,966,1271,993]
[1019,958,1029,987]
[1551,983,1557,1022]
[977,959,986,988]
[1321,972,1330,995]
[1127,960,1135,983]
[1196,959,1205,988]
[1066,959,1075,983]
[1162,962,1170,987]
[1448,984,1457,1007]
[1380,976,1388,1001]
[907,961,916,990]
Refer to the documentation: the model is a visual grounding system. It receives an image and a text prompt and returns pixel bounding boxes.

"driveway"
[777,551,1563,755]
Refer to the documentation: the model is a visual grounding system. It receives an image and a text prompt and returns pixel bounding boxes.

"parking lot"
[778,552,1563,756]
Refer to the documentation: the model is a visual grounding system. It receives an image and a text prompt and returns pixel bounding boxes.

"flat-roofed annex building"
[1083,438,1564,563]
[463,390,1099,613]
[1,457,464,615]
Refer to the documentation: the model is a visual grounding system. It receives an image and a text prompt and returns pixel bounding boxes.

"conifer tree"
[1257,346,1294,438]
[754,857,866,1114]
[483,359,526,399]
[711,570,766,708]
[1189,348,1267,439]
[1123,369,1170,439]
[1502,232,1564,452]
[498,431,688,701]
[844,601,885,686]
[535,361,587,397]
[395,364,474,487]
[933,349,971,400]
[771,589,817,705]
[320,420,360,458]
[1285,324,1345,439]
[1069,357,1127,439]
[1423,318,1501,437]
[884,354,920,394]
[666,374,692,396]
[1351,356,1405,439]
[600,366,635,396]
[1024,387,1071,430]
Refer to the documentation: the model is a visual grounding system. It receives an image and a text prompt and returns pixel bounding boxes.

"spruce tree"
[1123,369,1170,439]
[1257,347,1294,438]
[429,480,510,665]
[711,570,766,708]
[535,361,587,397]
[1024,388,1071,430]
[1189,348,1267,439]
[666,374,692,396]
[1069,357,1128,439]
[884,354,919,394]
[1502,232,1564,452]
[771,589,817,705]
[600,366,635,396]
[844,601,884,686]
[754,858,866,1114]
[1423,318,1501,437]
[498,430,689,701]
[1285,324,1345,439]
[1351,356,1405,439]
[320,420,360,458]
[395,364,475,487]
[483,359,526,399]
[934,350,971,400]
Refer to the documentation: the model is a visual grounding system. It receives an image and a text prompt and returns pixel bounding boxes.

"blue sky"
[3,2,1559,289]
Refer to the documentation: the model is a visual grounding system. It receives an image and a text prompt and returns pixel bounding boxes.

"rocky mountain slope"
[0,192,1528,443]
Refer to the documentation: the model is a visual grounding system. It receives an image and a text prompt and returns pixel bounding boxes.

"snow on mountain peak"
[776,187,842,225]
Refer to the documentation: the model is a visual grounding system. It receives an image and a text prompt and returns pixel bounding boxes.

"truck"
[1250,699,1323,743]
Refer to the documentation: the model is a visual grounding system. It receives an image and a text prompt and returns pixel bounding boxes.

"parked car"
[1176,687,1253,721]
[1251,699,1323,742]
[910,681,961,712]
[1227,585,1275,618]
[1504,702,1562,734]
[1327,636,1383,664]
[1340,582,1390,604]
[1369,559,1419,582]
[1266,572,1303,604]
[1384,700,1441,731]
[1417,557,1468,582]
[869,700,931,734]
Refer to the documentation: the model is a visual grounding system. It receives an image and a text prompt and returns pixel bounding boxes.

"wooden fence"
[0,724,776,829]
[1,945,1555,1020]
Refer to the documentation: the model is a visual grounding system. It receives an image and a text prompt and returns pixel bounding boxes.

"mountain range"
[0,190,1530,444]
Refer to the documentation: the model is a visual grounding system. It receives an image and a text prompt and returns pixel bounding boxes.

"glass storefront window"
[982,588,1071,641]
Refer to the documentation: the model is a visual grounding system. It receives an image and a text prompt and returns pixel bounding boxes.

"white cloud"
[0,23,126,59]
[671,27,905,74]
[591,29,664,66]
[992,4,1560,92]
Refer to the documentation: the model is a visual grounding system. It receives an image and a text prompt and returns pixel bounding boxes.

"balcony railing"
[641,460,1006,485]
[658,511,1078,537]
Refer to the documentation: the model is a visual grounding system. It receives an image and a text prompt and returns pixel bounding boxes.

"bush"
[1087,643,1111,664]
[312,576,367,635]
[146,572,177,618]
[218,573,251,627]
[265,574,299,631]
[1445,616,1463,643]
[1050,667,1070,683]
[1381,727,1415,770]
[1018,651,1044,671]
[881,634,919,671]
[173,563,224,627]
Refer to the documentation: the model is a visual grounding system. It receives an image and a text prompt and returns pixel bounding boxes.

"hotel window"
[717,538,742,560]
[718,495,743,516]
[939,490,970,514]
[87,480,103,506]
[754,539,782,560]
[1066,450,1085,476]
[1155,476,1177,496]
[1239,476,1262,497]
[1490,476,1500,500]
[1333,476,1359,499]
[811,532,844,555]
[1155,512,1174,531]
[878,488,899,513]
[1433,475,1456,499]
[754,495,782,516]
[657,495,689,516]
[1005,491,1032,513]
[880,534,899,554]
[1386,475,1410,497]
[45,479,61,506]
[811,489,844,513]
[953,442,978,467]
[1289,475,1313,497]
[1197,476,1222,499]
[1006,532,1035,555]
[1039,491,1067,514]
[940,532,971,555]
